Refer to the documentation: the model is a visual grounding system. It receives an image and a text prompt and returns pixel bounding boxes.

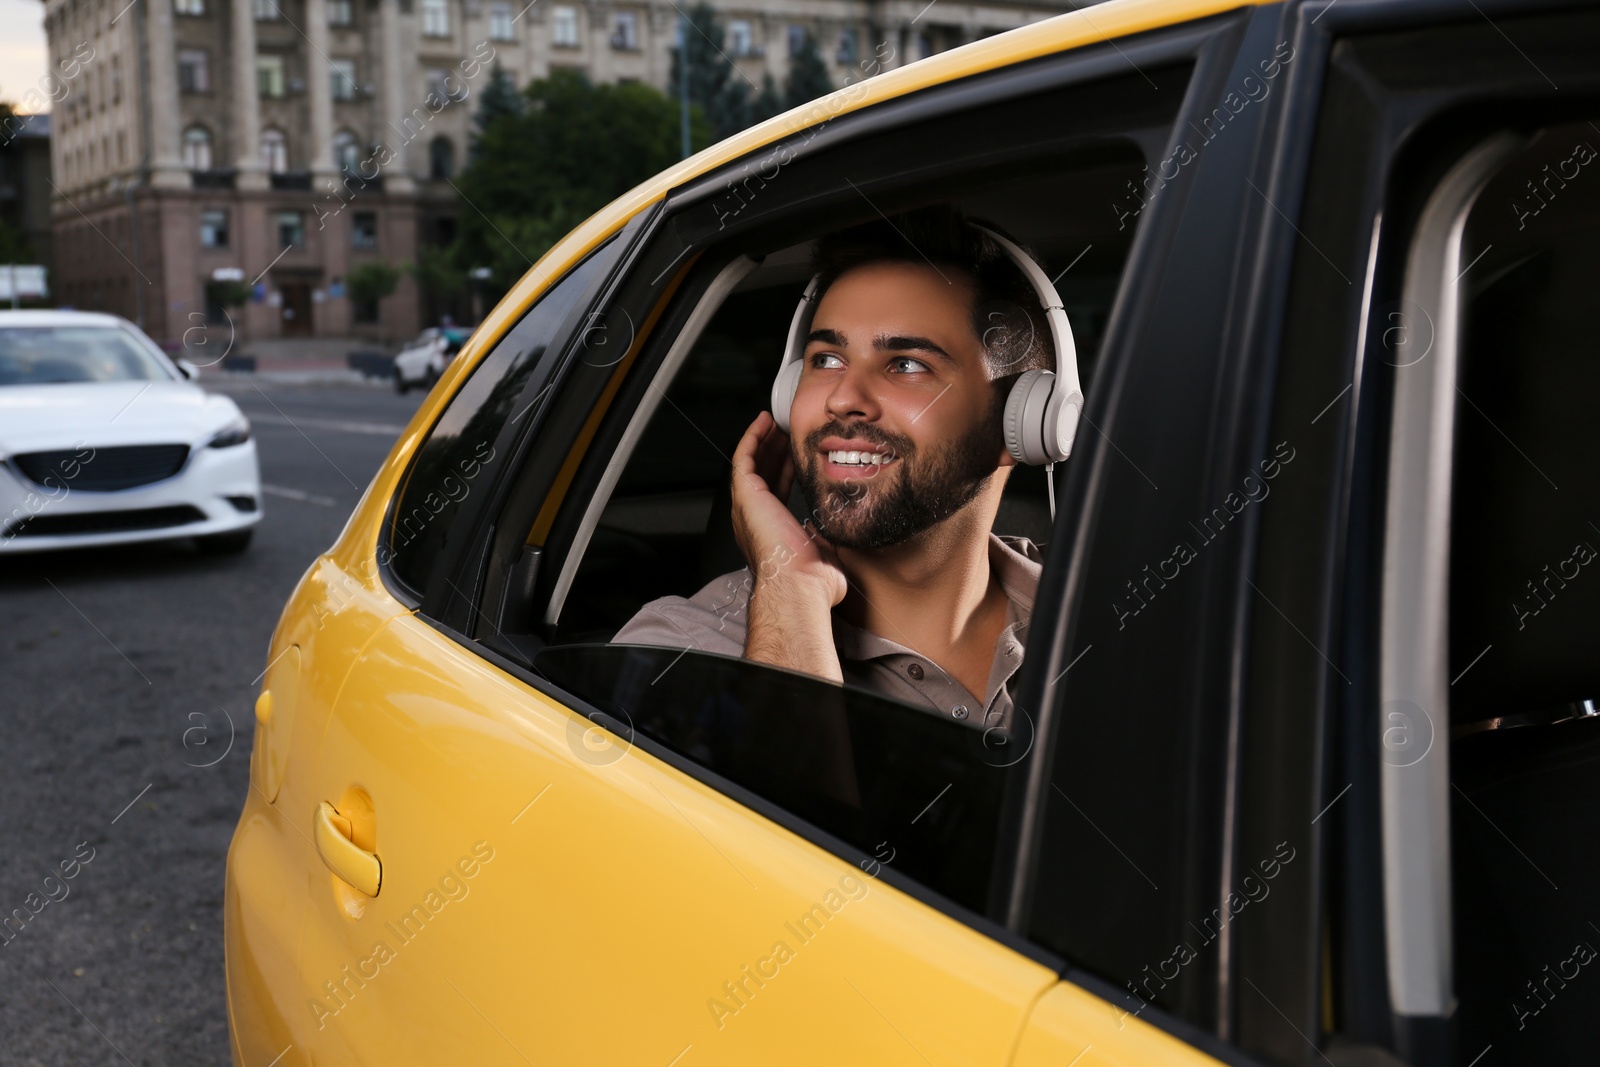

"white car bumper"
[0,440,263,554]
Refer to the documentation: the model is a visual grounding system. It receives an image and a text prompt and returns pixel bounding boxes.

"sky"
[1,0,50,113]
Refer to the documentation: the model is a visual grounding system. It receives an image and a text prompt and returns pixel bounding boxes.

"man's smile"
[816,435,900,478]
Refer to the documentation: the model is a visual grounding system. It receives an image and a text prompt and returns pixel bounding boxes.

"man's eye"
[810,353,844,369]
[889,357,931,374]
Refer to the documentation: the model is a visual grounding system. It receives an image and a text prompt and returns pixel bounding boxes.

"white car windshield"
[0,326,173,386]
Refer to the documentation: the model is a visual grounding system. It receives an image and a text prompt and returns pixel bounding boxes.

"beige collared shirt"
[611,534,1043,731]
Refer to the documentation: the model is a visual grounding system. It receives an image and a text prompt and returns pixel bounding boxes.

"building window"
[178,49,210,93]
[256,55,286,98]
[333,129,360,173]
[352,211,378,250]
[429,135,454,180]
[260,127,288,172]
[787,25,806,58]
[836,27,857,64]
[422,0,449,36]
[182,125,213,169]
[328,0,352,25]
[174,0,204,15]
[252,0,279,19]
[200,208,229,248]
[551,5,578,47]
[488,1,513,40]
[610,11,637,50]
[727,19,753,57]
[330,58,357,100]
[425,68,453,105]
[275,211,305,248]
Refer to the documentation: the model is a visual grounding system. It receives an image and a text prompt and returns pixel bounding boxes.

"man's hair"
[808,205,1055,381]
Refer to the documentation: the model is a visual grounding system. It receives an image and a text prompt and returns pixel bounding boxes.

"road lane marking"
[261,484,338,506]
[246,413,406,436]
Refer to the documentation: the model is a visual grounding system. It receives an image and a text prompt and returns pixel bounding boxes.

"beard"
[794,403,1004,550]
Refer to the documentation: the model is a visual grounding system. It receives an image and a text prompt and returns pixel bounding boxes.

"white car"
[0,310,262,555]
[391,326,469,393]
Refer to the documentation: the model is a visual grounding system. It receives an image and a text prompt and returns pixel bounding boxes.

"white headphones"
[769,225,1083,466]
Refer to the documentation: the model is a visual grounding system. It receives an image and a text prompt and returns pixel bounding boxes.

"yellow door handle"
[314,801,382,897]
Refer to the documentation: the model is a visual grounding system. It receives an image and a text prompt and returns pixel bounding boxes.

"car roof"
[0,309,139,330]
[478,0,1275,346]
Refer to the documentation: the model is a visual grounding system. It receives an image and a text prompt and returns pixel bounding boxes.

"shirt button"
[952,705,969,720]
[907,663,924,680]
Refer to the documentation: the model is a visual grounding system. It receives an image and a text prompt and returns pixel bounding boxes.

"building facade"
[42,0,1075,345]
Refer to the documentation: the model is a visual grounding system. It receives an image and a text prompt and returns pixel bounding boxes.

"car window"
[440,50,1198,917]
[1446,122,1600,1061]
[384,240,619,599]
[0,326,173,385]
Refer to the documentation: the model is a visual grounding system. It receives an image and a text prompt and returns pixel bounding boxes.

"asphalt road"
[0,378,425,1066]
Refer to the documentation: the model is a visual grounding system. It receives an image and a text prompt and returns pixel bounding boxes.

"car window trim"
[1379,132,1521,1020]
[542,253,761,626]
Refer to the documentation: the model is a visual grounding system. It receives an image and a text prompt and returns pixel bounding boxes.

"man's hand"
[731,411,846,681]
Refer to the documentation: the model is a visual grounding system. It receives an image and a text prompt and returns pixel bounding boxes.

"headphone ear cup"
[1004,369,1055,465]
[770,359,804,433]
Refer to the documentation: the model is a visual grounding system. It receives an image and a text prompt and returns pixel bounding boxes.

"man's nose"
[823,364,882,423]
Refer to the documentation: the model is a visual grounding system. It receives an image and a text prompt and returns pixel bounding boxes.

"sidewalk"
[195,336,401,385]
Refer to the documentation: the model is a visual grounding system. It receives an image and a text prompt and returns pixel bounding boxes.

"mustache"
[801,421,915,459]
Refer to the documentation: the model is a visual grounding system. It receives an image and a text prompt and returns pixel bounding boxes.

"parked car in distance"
[391,326,470,393]
[0,310,261,555]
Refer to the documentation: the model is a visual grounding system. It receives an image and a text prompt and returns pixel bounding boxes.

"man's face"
[789,260,1007,550]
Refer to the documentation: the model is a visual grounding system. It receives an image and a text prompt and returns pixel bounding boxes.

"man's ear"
[992,379,1019,468]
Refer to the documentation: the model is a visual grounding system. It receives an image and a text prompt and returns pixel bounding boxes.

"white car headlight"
[207,418,252,449]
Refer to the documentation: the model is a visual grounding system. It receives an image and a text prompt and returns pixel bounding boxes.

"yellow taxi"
[226,0,1600,1062]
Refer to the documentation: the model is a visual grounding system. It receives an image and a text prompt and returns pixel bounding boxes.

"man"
[613,206,1055,731]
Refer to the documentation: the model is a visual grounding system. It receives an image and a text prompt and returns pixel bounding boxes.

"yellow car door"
[294,616,1063,1064]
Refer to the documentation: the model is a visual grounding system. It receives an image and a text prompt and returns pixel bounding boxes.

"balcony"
[192,168,237,189]
[269,171,312,190]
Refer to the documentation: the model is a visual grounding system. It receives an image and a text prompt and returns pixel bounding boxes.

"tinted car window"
[534,643,1021,913]
[387,242,618,596]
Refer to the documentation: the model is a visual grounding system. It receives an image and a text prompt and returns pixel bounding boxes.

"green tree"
[751,72,783,125]
[471,62,524,160]
[451,69,702,301]
[783,32,834,110]
[669,3,752,142]
[345,260,404,328]
[0,101,36,263]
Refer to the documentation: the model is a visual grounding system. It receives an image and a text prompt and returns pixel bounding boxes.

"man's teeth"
[827,450,894,466]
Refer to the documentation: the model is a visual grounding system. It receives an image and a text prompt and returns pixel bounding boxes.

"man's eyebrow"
[804,328,958,365]
[875,333,956,364]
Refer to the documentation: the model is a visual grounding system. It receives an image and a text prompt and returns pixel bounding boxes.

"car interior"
[1444,120,1600,1057]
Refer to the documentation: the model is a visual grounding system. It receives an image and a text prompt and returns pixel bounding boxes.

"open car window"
[450,57,1198,917]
